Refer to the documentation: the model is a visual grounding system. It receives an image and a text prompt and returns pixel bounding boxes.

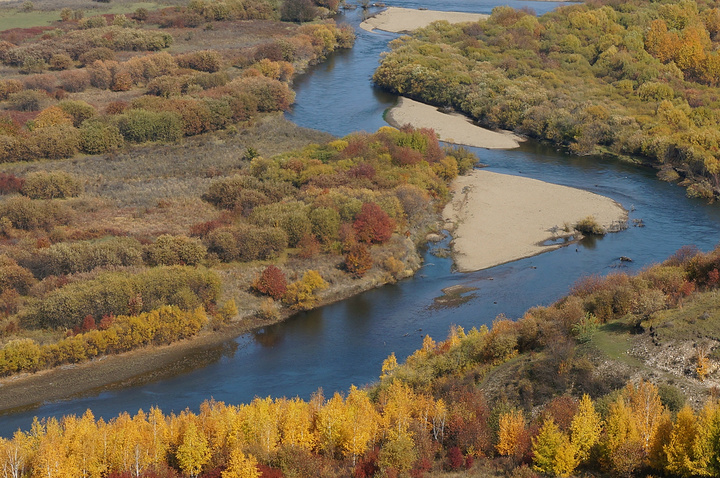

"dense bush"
[57,100,96,127]
[144,234,207,266]
[25,236,144,278]
[176,50,223,72]
[7,89,47,111]
[252,265,287,299]
[1,306,208,375]
[206,224,287,262]
[20,171,82,199]
[283,269,328,310]
[0,172,25,195]
[0,256,36,295]
[0,196,71,230]
[19,266,221,329]
[116,109,183,143]
[79,119,124,154]
[353,202,395,244]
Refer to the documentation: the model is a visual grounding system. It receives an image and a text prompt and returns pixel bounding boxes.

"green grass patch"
[0,2,160,31]
[641,290,720,344]
[0,9,60,30]
[589,319,643,367]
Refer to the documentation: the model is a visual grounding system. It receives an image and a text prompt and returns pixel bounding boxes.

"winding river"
[2,2,720,436]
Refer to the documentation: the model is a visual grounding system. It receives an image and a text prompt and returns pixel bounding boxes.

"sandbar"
[360,6,488,33]
[387,97,522,149]
[443,170,627,272]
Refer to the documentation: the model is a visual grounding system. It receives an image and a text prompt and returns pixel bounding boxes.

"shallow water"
[2,2,720,437]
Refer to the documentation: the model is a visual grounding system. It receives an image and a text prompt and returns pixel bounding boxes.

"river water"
[2,3,720,436]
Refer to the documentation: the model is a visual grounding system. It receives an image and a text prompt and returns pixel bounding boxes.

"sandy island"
[443,170,627,272]
[360,6,488,33]
[387,97,523,149]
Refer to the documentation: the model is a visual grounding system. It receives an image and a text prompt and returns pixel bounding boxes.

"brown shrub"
[344,243,372,278]
[176,50,223,73]
[57,69,91,93]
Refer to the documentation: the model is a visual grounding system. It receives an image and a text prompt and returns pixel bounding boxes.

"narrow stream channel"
[2,2,720,437]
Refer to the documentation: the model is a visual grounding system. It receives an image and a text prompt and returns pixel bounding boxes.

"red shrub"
[81,314,97,332]
[542,395,577,432]
[257,464,283,478]
[392,146,423,166]
[353,202,395,244]
[410,457,432,478]
[190,217,229,237]
[253,265,287,300]
[353,447,380,478]
[347,162,376,180]
[0,173,24,195]
[444,447,464,471]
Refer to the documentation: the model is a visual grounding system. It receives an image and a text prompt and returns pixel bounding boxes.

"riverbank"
[359,6,488,33]
[0,237,423,416]
[386,97,523,149]
[443,170,628,272]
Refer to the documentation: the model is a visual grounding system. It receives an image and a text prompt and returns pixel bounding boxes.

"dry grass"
[2,114,333,209]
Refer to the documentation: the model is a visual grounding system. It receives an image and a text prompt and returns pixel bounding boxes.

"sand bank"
[386,97,523,149]
[443,170,627,272]
[360,7,488,33]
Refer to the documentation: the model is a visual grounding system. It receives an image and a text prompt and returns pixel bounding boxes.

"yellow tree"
[106,412,141,474]
[221,447,259,478]
[243,397,280,456]
[176,421,210,478]
[429,398,447,444]
[380,380,417,435]
[697,399,720,476]
[377,428,417,477]
[496,410,526,460]
[569,394,602,463]
[1,430,31,478]
[625,380,665,455]
[344,386,380,465]
[31,417,80,478]
[531,418,578,478]
[315,392,348,457]
[146,407,170,470]
[600,396,642,476]
[380,353,398,380]
[664,405,706,477]
[278,397,317,451]
[62,410,105,478]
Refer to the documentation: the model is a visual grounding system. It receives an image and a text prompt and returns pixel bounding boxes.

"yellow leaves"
[222,447,259,478]
[176,421,210,478]
[569,394,602,462]
[531,418,578,477]
[32,106,73,130]
[496,410,526,458]
[278,397,316,451]
[625,380,665,454]
[283,270,328,311]
[697,344,711,381]
[381,352,398,379]
[664,405,706,478]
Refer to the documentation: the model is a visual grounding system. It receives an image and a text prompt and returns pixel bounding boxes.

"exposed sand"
[443,170,627,272]
[360,6,488,33]
[387,97,523,149]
